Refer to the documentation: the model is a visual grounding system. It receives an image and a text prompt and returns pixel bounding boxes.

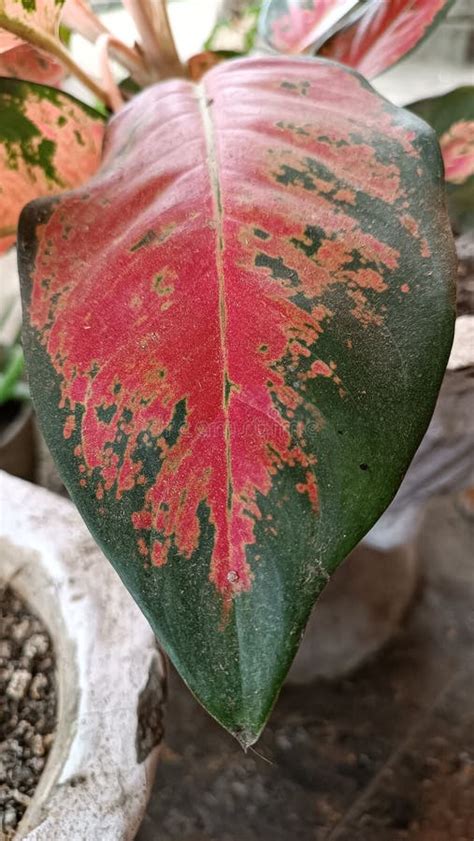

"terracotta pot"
[0,470,165,840]
[0,401,36,482]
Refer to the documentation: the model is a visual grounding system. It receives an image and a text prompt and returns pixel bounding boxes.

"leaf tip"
[233,727,261,752]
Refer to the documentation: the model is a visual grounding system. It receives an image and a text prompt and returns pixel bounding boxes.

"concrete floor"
[137,494,474,841]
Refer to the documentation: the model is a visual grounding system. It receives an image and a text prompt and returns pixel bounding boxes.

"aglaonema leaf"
[259,0,364,54]
[320,0,456,78]
[409,86,474,233]
[0,78,104,252]
[18,56,456,746]
[0,0,108,101]
[0,39,64,86]
[258,0,456,77]
[0,0,65,43]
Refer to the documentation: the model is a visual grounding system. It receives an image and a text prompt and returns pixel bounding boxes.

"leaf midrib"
[196,83,234,554]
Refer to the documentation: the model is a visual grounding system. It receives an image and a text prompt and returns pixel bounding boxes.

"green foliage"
[0,342,28,405]
[204,2,262,54]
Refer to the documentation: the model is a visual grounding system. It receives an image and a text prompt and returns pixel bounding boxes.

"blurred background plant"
[0,297,34,482]
[0,340,28,407]
[0,304,28,408]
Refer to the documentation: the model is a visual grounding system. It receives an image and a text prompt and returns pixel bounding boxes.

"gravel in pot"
[0,587,56,838]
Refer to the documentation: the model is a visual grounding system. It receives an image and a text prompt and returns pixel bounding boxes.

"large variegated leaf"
[18,56,456,745]
[0,78,104,253]
[409,87,474,233]
[321,0,456,78]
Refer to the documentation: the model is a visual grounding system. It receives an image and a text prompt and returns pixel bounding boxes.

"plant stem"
[96,34,125,113]
[52,41,111,105]
[0,15,111,106]
[62,0,152,87]
[122,0,185,79]
[151,0,184,77]
[0,226,16,240]
[108,40,152,87]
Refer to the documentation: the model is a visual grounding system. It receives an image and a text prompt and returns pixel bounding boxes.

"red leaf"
[260,0,361,54]
[19,57,456,743]
[22,57,454,602]
[322,0,455,78]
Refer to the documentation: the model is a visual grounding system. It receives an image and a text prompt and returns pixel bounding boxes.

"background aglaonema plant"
[0,0,471,746]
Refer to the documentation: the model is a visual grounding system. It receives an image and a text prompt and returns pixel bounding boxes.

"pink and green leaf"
[18,57,456,745]
[321,0,456,78]
[0,78,104,253]
[0,0,70,98]
[261,0,457,78]
[259,0,362,54]
[409,86,474,232]
[0,0,65,40]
